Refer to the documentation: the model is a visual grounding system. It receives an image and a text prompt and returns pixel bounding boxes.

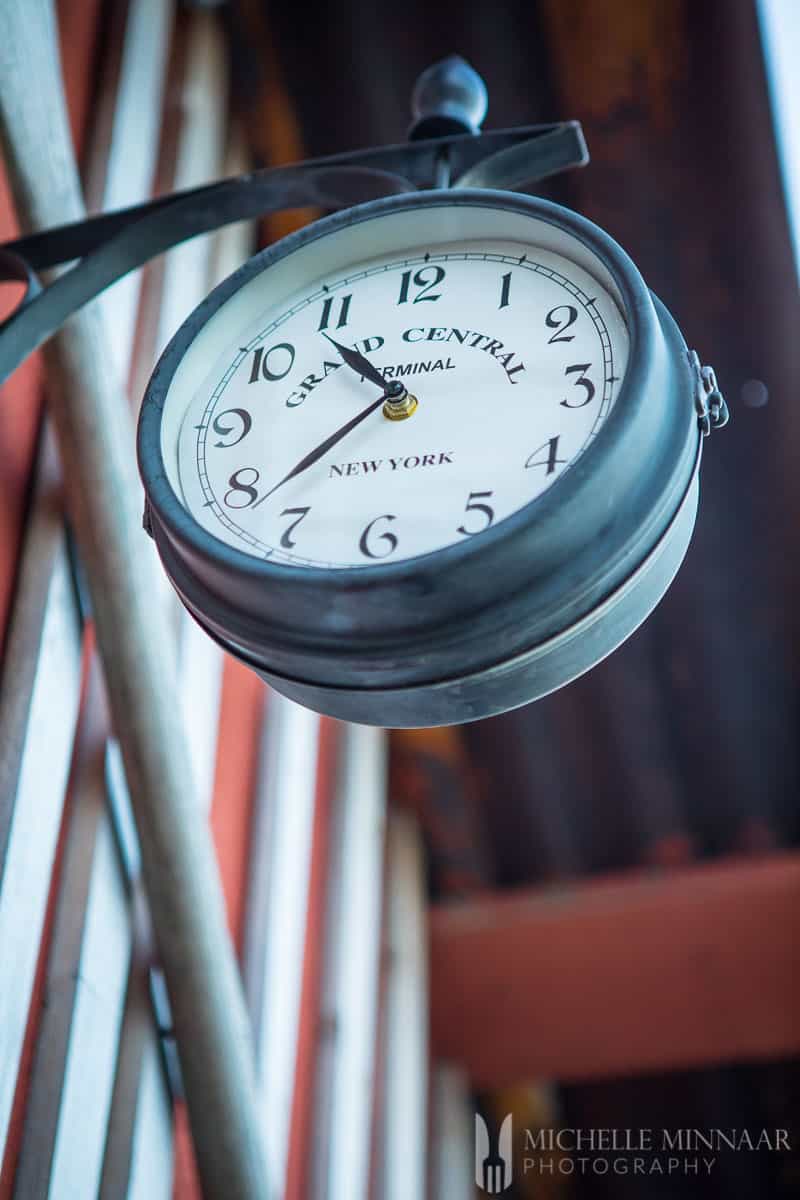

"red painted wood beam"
[430,854,800,1086]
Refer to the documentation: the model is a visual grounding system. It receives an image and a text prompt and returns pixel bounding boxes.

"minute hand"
[323,332,390,391]
[252,392,386,508]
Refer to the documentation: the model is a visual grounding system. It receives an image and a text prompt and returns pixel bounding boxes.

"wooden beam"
[430,855,800,1086]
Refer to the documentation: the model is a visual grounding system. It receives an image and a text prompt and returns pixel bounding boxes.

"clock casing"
[138,189,702,726]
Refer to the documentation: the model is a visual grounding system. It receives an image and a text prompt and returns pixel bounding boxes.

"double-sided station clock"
[137,64,727,727]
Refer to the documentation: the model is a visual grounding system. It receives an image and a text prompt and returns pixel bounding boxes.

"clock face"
[170,209,629,569]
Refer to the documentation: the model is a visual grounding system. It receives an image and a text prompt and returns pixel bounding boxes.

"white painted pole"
[379,809,429,1200]
[243,694,320,1193]
[430,1065,474,1199]
[312,724,387,1200]
[0,4,270,1196]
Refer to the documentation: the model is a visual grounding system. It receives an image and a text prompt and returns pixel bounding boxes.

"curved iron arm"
[0,120,587,387]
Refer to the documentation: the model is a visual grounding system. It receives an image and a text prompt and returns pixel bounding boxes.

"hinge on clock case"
[689,349,729,436]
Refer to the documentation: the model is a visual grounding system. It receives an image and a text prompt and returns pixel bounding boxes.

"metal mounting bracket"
[0,57,587,387]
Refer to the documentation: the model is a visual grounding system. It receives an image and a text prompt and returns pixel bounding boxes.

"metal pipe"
[0,4,270,1196]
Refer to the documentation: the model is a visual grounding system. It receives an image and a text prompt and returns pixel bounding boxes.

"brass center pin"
[382,379,419,421]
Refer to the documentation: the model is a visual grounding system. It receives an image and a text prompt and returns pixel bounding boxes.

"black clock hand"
[322,332,390,392]
[252,392,388,507]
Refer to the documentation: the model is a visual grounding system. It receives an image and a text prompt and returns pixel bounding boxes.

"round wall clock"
[138,188,724,726]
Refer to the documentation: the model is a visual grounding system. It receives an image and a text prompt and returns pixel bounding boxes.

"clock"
[138,188,721,727]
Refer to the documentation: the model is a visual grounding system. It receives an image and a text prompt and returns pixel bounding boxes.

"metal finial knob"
[409,56,489,140]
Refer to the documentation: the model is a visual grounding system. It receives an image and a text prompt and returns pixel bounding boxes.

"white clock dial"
[175,235,629,568]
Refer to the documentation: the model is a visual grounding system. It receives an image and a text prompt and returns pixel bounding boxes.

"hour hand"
[322,332,389,392]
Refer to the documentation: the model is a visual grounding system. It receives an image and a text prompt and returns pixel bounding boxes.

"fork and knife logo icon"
[475,1113,513,1193]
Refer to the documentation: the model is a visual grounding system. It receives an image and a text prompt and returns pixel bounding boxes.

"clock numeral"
[318,293,352,331]
[525,436,565,475]
[560,363,595,408]
[224,467,260,508]
[279,506,311,549]
[243,342,295,384]
[212,408,252,448]
[457,490,495,536]
[545,305,578,343]
[499,272,512,309]
[359,514,398,559]
[397,264,445,305]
